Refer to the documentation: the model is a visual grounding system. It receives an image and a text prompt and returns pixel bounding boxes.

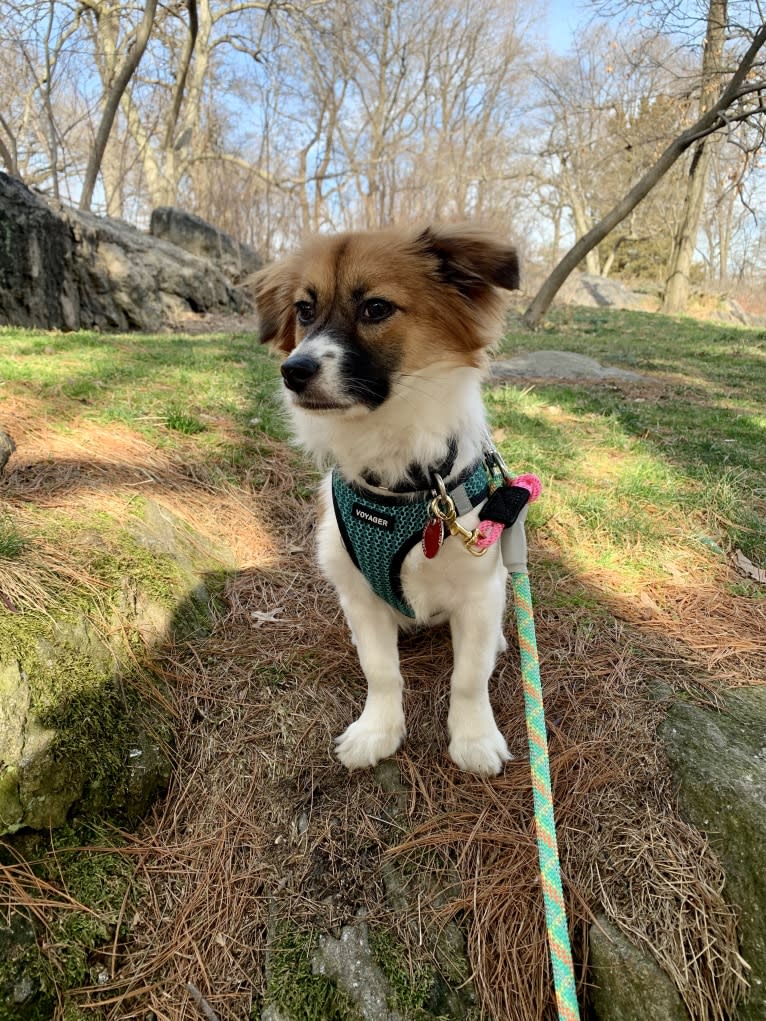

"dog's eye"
[295,301,315,325]
[361,298,395,323]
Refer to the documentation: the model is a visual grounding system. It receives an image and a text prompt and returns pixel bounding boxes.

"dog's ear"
[416,224,519,301]
[251,257,299,353]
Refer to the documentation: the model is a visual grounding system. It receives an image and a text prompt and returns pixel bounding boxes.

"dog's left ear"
[417,224,519,301]
[251,257,299,353]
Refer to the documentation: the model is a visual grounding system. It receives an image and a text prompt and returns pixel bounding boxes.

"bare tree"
[523,20,766,328]
[79,0,158,211]
[661,0,728,311]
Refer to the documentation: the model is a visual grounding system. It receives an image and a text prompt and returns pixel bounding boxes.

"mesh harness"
[331,458,491,618]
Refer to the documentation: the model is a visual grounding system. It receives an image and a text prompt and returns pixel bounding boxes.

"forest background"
[1,0,765,316]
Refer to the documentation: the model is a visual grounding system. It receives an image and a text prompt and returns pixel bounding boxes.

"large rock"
[150,206,263,282]
[559,273,647,310]
[661,689,766,1021]
[588,915,690,1021]
[0,499,234,835]
[490,350,644,382]
[0,171,250,331]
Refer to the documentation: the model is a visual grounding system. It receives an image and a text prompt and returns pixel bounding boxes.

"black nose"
[281,354,320,393]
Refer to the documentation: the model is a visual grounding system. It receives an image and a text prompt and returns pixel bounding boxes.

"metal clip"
[429,482,487,558]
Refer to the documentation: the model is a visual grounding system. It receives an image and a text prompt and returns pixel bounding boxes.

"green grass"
[0,326,288,447]
[2,314,764,590]
[492,308,766,582]
[0,514,26,558]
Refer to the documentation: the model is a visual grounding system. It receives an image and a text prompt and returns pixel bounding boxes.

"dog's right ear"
[251,258,299,353]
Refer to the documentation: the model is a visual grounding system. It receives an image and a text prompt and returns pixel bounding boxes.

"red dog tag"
[421,517,444,559]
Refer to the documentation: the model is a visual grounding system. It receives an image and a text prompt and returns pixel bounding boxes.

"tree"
[532,29,693,280]
[523,19,766,328]
[79,0,158,212]
[661,0,728,311]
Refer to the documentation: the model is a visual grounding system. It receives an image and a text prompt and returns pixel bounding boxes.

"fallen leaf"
[732,549,766,585]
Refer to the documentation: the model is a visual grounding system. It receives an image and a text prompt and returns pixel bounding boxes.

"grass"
[494,306,766,582]
[0,309,764,1021]
[0,326,288,448]
[0,514,25,558]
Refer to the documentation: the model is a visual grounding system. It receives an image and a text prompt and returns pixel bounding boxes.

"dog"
[253,224,520,775]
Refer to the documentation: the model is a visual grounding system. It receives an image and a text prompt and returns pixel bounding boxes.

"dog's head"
[252,224,519,414]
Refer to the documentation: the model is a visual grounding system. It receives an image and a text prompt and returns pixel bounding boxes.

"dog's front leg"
[334,586,406,770]
[448,573,511,775]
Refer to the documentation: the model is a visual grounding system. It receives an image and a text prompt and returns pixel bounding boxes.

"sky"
[544,0,587,53]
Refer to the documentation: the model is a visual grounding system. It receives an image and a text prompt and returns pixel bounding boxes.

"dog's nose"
[281,354,320,393]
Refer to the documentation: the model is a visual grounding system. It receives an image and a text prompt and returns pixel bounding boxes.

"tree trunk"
[661,0,727,313]
[523,21,766,329]
[80,0,158,212]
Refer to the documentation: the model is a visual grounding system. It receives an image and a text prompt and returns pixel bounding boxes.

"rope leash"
[511,570,581,1021]
[421,453,579,1017]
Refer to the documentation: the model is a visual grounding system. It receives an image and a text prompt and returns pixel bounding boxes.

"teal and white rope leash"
[511,568,580,1021]
[483,452,580,1021]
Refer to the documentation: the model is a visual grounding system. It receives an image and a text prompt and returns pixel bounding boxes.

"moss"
[368,928,436,1019]
[0,611,171,831]
[0,911,55,1021]
[265,928,362,1021]
[0,824,139,1018]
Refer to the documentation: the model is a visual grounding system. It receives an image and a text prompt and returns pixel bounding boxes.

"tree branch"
[523,21,766,328]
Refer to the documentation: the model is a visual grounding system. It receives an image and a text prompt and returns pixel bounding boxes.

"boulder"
[559,273,647,311]
[660,689,766,1021]
[0,499,235,835]
[490,350,644,382]
[588,915,690,1021]
[0,171,250,332]
[0,430,15,475]
[150,206,263,282]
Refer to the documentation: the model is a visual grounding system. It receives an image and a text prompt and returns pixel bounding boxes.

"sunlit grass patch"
[165,405,206,434]
[488,378,764,589]
[0,328,287,448]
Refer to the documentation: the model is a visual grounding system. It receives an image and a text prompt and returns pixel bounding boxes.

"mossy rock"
[263,920,477,1021]
[0,499,235,835]
[0,825,143,1021]
[660,688,766,1021]
[0,912,54,1021]
[588,915,690,1021]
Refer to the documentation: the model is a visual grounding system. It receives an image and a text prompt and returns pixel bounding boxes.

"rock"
[0,171,250,332]
[490,350,644,382]
[0,499,235,835]
[0,619,170,834]
[150,206,263,282]
[312,923,402,1021]
[559,273,647,311]
[0,911,54,1021]
[0,173,79,331]
[710,298,754,327]
[588,915,690,1021]
[0,430,15,475]
[660,689,766,1021]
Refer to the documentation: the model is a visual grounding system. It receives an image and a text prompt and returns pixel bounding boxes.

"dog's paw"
[448,726,512,776]
[335,707,406,770]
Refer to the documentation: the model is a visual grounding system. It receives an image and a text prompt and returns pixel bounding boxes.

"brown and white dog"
[253,224,520,775]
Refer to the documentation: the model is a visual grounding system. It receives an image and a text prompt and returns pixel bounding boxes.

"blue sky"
[544,0,588,53]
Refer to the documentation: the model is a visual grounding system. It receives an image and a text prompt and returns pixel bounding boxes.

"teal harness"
[331,460,491,617]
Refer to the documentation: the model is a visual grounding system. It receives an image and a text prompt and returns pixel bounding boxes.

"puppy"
[253,224,520,775]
